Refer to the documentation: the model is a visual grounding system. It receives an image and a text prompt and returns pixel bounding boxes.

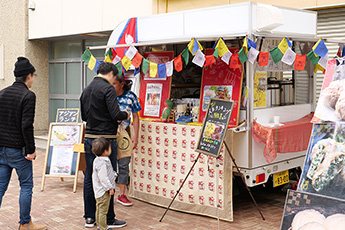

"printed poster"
[254,72,267,108]
[51,125,81,146]
[298,122,345,199]
[49,146,74,175]
[144,83,162,117]
[202,85,232,111]
[281,189,345,230]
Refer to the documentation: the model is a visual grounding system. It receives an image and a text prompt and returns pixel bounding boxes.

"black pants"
[83,137,118,222]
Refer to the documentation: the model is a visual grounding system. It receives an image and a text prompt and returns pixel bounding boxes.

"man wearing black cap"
[0,57,47,230]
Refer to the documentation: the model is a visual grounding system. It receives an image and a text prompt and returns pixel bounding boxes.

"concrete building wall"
[0,0,49,131]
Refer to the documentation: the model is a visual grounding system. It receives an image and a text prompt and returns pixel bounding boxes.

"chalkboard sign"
[196,98,234,157]
[56,108,80,123]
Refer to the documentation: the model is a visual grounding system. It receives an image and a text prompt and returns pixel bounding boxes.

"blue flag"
[158,63,166,78]
[342,46,345,57]
[94,60,102,74]
[134,67,140,76]
[247,38,257,50]
[313,40,328,57]
[193,39,199,54]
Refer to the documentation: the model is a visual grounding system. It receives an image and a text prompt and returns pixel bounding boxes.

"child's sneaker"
[116,195,133,206]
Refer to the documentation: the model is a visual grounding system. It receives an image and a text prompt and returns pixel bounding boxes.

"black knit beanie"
[14,57,36,77]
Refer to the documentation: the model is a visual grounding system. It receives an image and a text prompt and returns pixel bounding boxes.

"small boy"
[92,137,118,230]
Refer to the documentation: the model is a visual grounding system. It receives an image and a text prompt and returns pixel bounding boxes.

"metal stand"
[159,153,201,222]
[223,141,265,220]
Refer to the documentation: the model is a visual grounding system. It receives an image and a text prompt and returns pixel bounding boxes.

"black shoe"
[85,217,95,228]
[107,219,127,228]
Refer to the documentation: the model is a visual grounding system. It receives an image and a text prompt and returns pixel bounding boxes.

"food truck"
[88,2,319,221]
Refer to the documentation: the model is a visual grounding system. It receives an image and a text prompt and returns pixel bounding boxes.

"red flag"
[174,55,183,72]
[258,51,269,66]
[204,55,216,67]
[229,54,240,69]
[111,48,117,61]
[131,52,143,68]
[115,17,137,58]
[294,54,306,71]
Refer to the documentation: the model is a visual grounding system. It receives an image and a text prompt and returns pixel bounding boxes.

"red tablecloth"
[252,113,313,163]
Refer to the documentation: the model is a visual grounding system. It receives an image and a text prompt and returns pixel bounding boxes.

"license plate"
[273,170,289,187]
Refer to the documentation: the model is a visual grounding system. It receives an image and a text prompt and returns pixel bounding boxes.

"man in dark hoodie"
[80,62,129,228]
[0,57,47,230]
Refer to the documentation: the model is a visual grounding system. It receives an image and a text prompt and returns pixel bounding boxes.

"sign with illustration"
[254,72,267,108]
[143,83,162,117]
[56,108,80,123]
[298,122,345,199]
[281,189,345,230]
[196,98,234,157]
[199,48,243,127]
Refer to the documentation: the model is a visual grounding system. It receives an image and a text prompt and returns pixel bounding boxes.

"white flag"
[281,48,296,65]
[166,60,174,77]
[247,47,259,64]
[112,55,121,64]
[125,45,137,60]
[221,50,232,65]
[318,54,329,69]
[192,50,205,67]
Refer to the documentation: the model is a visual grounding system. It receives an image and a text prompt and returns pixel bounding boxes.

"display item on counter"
[323,80,344,109]
[335,92,345,120]
[161,99,173,121]
[324,214,345,230]
[290,209,325,230]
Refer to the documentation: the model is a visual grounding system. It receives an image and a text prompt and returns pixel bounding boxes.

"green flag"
[307,51,320,66]
[213,48,219,59]
[115,62,122,76]
[81,49,92,63]
[269,47,282,64]
[105,48,113,60]
[142,58,149,74]
[238,47,248,64]
[181,48,189,66]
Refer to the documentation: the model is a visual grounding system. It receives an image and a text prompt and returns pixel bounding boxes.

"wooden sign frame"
[41,123,84,193]
[196,98,234,158]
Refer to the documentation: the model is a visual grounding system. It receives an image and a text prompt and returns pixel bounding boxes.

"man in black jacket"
[80,62,129,228]
[0,57,47,230]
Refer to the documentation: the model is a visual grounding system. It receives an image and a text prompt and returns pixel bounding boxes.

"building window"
[49,38,107,122]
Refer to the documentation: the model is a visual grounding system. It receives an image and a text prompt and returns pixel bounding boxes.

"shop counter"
[129,120,233,221]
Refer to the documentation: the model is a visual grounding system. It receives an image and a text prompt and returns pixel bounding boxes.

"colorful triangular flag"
[258,51,269,66]
[192,50,205,67]
[213,48,219,59]
[121,56,132,71]
[115,17,137,57]
[115,62,122,76]
[247,47,259,64]
[158,63,166,78]
[221,50,232,65]
[166,60,174,76]
[230,54,240,69]
[174,55,183,72]
[307,51,320,66]
[281,48,296,65]
[149,62,158,78]
[204,55,216,67]
[294,54,306,71]
[131,52,143,68]
[270,47,283,64]
[313,39,328,58]
[181,48,189,66]
[82,49,92,63]
[94,60,102,74]
[278,37,292,54]
[238,47,248,64]
[215,38,228,57]
[142,58,149,74]
[88,55,97,70]
[188,38,203,55]
[125,45,137,60]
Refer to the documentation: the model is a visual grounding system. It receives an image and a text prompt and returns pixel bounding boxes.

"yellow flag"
[216,38,228,57]
[314,63,325,73]
[188,38,203,55]
[243,37,248,53]
[149,62,158,78]
[121,56,132,71]
[278,38,289,54]
[88,55,96,70]
[104,55,112,63]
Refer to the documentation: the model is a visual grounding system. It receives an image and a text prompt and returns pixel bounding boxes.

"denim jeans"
[0,147,33,225]
[83,138,117,222]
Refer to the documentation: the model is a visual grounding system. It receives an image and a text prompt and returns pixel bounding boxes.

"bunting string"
[81,37,338,77]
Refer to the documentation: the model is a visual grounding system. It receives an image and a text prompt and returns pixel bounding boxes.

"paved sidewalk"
[0,148,284,230]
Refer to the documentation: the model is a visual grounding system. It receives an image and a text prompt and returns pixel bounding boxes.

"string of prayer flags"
[131,52,143,68]
[115,62,122,76]
[270,47,283,64]
[238,47,248,64]
[158,63,166,78]
[112,54,122,64]
[294,54,306,71]
[307,51,320,66]
[204,55,216,67]
[181,48,189,66]
[121,55,132,71]
[188,38,203,55]
[242,37,257,53]
[142,58,149,74]
[192,50,206,67]
[214,38,228,57]
[104,48,113,63]
[258,51,269,66]
[94,60,102,73]
[318,54,329,69]
[149,62,158,77]
[221,50,232,65]
[88,55,97,70]
[126,45,138,60]
[81,49,92,63]
[312,38,328,57]
[230,53,240,69]
[281,48,296,65]
[166,60,174,76]
[247,47,259,64]
[174,55,183,72]
[278,37,293,54]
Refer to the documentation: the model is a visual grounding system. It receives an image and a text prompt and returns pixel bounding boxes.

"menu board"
[198,48,243,127]
[196,98,234,157]
[56,108,80,123]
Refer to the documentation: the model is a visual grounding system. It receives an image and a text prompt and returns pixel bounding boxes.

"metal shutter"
[316,7,345,102]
